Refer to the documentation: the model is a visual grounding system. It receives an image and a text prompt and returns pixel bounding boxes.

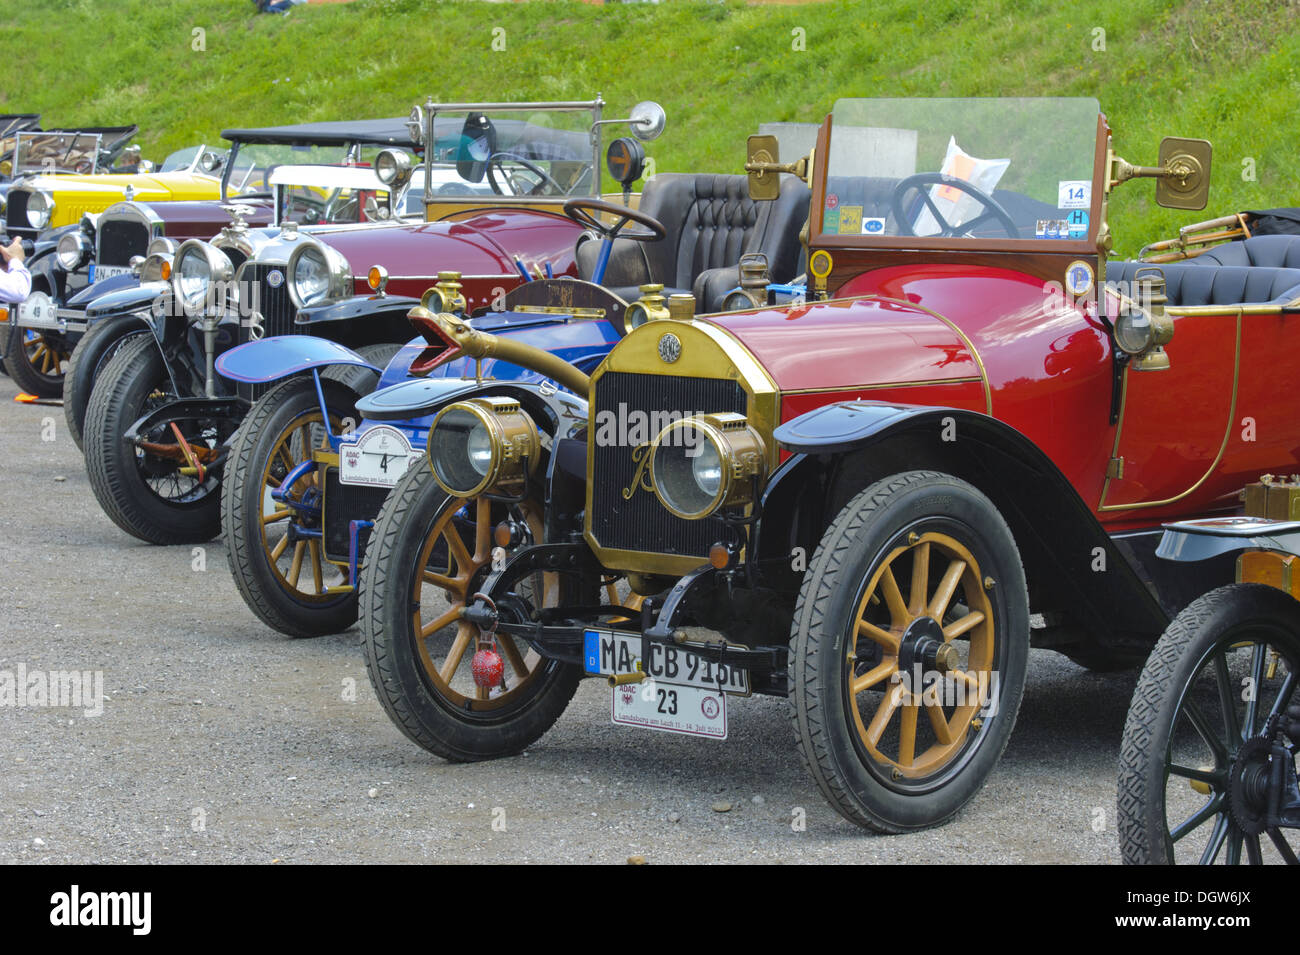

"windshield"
[159,145,227,174]
[13,131,103,175]
[222,142,353,199]
[824,98,1100,243]
[423,108,596,199]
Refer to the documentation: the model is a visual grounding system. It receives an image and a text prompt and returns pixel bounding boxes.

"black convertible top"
[221,117,417,148]
[0,114,41,138]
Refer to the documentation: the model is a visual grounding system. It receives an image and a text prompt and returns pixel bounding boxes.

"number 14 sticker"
[1059,180,1091,209]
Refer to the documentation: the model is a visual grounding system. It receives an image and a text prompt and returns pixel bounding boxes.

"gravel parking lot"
[0,373,1138,863]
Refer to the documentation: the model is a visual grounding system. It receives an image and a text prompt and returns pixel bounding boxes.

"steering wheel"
[486,152,564,197]
[890,173,1020,239]
[562,197,667,286]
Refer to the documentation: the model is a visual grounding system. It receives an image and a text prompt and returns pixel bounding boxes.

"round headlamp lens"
[176,248,211,309]
[56,232,86,270]
[691,442,723,497]
[1115,306,1153,355]
[26,191,50,229]
[653,424,723,519]
[429,406,496,495]
[293,247,330,306]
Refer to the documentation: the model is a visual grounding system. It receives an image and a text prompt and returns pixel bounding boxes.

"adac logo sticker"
[267,269,285,289]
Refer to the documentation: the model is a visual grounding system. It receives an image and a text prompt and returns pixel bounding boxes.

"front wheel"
[1118,584,1300,864]
[789,470,1029,832]
[4,324,70,398]
[64,315,149,451]
[83,335,224,544]
[360,463,580,761]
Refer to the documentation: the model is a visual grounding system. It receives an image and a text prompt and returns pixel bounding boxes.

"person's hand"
[0,237,24,266]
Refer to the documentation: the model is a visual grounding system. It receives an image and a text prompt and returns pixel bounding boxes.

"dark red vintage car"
[352,95,1300,833]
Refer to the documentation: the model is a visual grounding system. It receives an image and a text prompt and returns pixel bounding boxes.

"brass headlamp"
[427,396,540,498]
[623,283,670,334]
[649,412,767,520]
[420,271,468,315]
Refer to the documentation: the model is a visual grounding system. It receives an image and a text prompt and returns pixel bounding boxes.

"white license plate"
[93,264,134,282]
[611,681,727,739]
[339,425,422,488]
[583,629,749,694]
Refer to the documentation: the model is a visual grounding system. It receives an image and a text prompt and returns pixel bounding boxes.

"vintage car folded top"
[332,96,1300,833]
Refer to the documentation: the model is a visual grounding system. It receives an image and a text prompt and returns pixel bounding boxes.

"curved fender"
[763,400,1170,640]
[358,377,587,437]
[82,280,169,319]
[215,335,379,385]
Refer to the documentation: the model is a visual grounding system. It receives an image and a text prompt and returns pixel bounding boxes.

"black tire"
[83,335,222,544]
[64,315,149,452]
[1118,584,1300,865]
[360,463,581,761]
[789,470,1029,832]
[222,375,366,638]
[3,322,69,398]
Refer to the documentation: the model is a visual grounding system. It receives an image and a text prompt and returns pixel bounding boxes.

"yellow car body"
[5,169,222,237]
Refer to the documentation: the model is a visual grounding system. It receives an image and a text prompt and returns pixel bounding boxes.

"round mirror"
[629,101,666,142]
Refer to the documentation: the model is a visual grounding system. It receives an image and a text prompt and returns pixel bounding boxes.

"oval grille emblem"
[658,333,681,363]
[267,269,284,288]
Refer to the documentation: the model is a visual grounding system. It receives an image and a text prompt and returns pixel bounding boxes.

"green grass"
[4,0,1297,255]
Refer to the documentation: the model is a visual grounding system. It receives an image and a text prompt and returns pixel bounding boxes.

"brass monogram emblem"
[621,442,655,500]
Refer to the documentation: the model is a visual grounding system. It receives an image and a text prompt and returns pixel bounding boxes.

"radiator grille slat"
[96,219,151,267]
[322,466,390,565]
[589,371,746,560]
[4,192,32,237]
[237,263,297,402]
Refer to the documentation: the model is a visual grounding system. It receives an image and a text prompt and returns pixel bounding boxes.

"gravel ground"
[0,373,1140,863]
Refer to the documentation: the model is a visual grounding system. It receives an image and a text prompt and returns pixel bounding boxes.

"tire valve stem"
[983,576,995,591]
[971,718,983,731]
[891,768,902,781]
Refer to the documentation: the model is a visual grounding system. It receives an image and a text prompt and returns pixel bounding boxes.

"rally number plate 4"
[339,425,422,488]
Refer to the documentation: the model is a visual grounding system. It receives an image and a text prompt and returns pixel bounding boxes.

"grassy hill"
[3,0,1297,255]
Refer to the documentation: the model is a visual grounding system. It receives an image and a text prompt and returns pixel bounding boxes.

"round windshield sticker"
[1065,261,1095,298]
[267,269,284,289]
[825,193,839,210]
[1066,209,1089,239]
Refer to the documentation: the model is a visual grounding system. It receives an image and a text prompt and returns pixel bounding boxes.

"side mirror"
[1155,137,1212,211]
[745,134,782,201]
[629,101,666,142]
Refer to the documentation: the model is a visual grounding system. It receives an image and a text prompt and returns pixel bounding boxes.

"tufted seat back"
[1187,234,1300,269]
[1108,258,1300,308]
[576,173,810,312]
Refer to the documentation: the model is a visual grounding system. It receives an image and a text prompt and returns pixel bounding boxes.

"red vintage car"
[353,95,1300,832]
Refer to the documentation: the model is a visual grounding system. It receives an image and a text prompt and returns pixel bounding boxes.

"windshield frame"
[13,130,105,176]
[809,98,1108,256]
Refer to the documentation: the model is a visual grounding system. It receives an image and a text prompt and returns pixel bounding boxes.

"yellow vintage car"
[3,129,227,238]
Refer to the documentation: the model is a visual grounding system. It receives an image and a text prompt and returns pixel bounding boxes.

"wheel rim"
[257,407,351,604]
[410,495,551,712]
[845,528,997,788]
[1160,628,1299,864]
[132,387,218,505]
[23,330,69,379]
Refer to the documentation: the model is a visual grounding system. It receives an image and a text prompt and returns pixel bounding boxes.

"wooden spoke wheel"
[361,462,582,761]
[790,470,1029,832]
[4,325,70,398]
[1119,584,1300,865]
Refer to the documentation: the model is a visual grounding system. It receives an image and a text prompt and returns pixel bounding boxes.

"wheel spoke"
[1183,698,1229,765]
[1170,795,1223,843]
[421,570,459,592]
[269,534,290,561]
[1198,814,1230,864]
[286,540,305,588]
[438,622,474,683]
[1244,643,1266,736]
[1267,666,1297,723]
[925,701,954,745]
[497,634,529,678]
[898,701,918,766]
[1168,764,1220,787]
[851,660,896,695]
[474,497,491,561]
[856,618,900,655]
[419,605,461,639]
[262,508,292,525]
[1246,834,1264,865]
[444,521,473,574]
[1267,827,1300,864]
[908,541,930,615]
[927,557,967,621]
[1226,825,1243,865]
[878,565,909,628]
[1213,651,1241,744]
[943,610,984,641]
[865,682,904,747]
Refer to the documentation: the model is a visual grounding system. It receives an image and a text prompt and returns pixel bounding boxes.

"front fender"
[82,280,168,319]
[215,335,380,385]
[295,294,421,326]
[357,377,587,439]
[762,400,1171,641]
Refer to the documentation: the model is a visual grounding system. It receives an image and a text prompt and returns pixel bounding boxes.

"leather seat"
[1187,234,1300,269]
[576,173,810,312]
[1108,257,1300,307]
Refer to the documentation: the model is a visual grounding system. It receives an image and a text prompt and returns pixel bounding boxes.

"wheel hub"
[897,616,958,675]
[1228,736,1274,836]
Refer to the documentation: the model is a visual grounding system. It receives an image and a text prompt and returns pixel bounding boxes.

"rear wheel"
[64,316,149,451]
[4,324,69,398]
[790,470,1029,832]
[361,462,580,761]
[1118,584,1300,864]
[83,336,223,544]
